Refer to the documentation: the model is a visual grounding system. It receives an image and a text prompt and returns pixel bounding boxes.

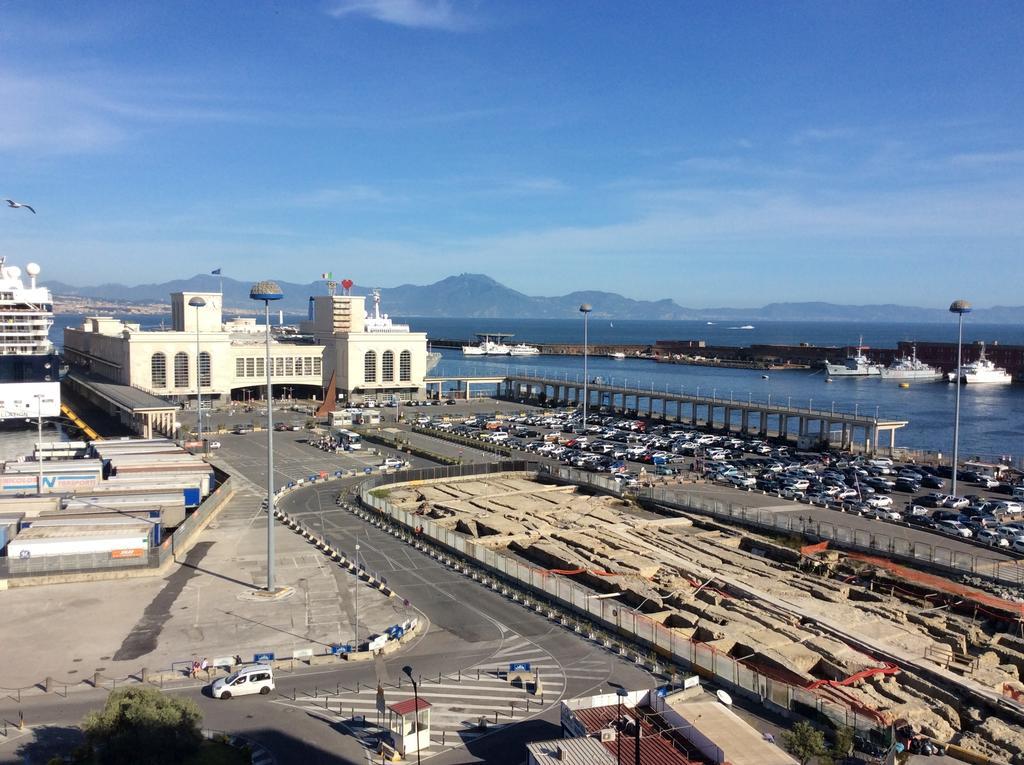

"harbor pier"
[501,373,907,455]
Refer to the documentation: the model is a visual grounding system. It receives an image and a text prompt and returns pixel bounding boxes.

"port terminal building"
[62,288,431,433]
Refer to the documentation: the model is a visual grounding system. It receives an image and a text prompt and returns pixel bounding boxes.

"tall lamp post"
[401,665,422,765]
[34,393,44,495]
[579,304,592,430]
[949,299,971,499]
[250,280,284,592]
[188,296,207,443]
[615,687,628,765]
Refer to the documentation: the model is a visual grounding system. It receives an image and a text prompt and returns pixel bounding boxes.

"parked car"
[935,520,972,538]
[977,529,1010,547]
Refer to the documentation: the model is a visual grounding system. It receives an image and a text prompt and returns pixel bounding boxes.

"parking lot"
[409,404,1024,563]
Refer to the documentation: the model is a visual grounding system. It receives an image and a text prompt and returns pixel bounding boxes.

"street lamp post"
[188,296,207,443]
[354,541,361,647]
[34,394,44,495]
[249,280,284,592]
[579,304,592,430]
[615,687,628,765]
[949,299,972,499]
[402,665,422,765]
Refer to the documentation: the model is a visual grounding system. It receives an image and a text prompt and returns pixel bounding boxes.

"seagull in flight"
[5,199,36,214]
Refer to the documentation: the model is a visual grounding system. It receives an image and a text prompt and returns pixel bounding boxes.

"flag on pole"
[321,271,333,280]
[211,268,222,275]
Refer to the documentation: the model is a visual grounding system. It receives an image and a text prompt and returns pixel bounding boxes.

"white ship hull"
[508,344,540,356]
[461,346,486,356]
[948,368,1013,384]
[824,363,882,376]
[879,368,944,381]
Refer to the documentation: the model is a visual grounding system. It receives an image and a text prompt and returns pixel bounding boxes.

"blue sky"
[1,0,1022,308]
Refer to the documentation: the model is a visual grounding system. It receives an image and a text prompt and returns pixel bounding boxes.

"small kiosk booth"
[387,697,432,757]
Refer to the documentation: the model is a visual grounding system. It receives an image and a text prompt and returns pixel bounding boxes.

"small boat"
[609,351,626,360]
[899,382,910,389]
[761,374,770,380]
[706,321,715,325]
[826,377,833,383]
[739,324,755,330]
[508,343,541,356]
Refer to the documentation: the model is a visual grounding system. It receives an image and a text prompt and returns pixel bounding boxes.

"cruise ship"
[947,342,1013,385]
[879,345,944,382]
[824,338,882,377]
[0,258,61,423]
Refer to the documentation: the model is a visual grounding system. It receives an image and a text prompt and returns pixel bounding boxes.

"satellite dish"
[7,266,20,279]
[25,262,40,276]
[716,689,732,706]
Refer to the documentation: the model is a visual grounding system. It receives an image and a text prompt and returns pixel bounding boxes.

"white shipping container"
[7,523,151,558]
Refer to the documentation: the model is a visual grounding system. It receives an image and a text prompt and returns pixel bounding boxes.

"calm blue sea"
[53,314,1024,459]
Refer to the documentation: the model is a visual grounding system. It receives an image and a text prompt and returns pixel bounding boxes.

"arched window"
[364,351,377,383]
[151,352,167,388]
[382,350,395,382]
[399,350,411,382]
[199,351,211,388]
[174,352,190,388]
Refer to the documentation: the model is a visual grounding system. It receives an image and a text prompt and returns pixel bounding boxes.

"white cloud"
[328,0,475,31]
[949,149,1024,167]
[0,72,260,155]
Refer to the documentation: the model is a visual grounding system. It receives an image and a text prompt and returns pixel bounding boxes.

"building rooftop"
[527,737,616,765]
[665,700,798,765]
[572,703,704,765]
[14,522,152,541]
[66,371,175,414]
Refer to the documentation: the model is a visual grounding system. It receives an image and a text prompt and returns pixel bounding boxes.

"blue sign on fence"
[330,644,352,655]
[509,662,531,673]
[254,652,275,663]
[386,625,405,639]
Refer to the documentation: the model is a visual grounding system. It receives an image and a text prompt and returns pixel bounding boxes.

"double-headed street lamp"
[250,280,283,592]
[580,304,592,430]
[949,299,971,499]
[188,296,206,443]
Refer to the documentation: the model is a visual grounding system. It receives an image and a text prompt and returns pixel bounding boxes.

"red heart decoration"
[341,279,354,290]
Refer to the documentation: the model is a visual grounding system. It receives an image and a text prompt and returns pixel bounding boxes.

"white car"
[728,474,756,488]
[381,457,406,469]
[904,504,929,516]
[207,440,222,449]
[976,529,1010,547]
[866,495,894,509]
[935,520,972,538]
[1011,538,1024,554]
[871,508,902,521]
[211,664,275,699]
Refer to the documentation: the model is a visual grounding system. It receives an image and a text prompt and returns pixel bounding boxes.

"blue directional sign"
[509,662,531,673]
[254,652,275,663]
[330,644,352,655]
[386,625,405,639]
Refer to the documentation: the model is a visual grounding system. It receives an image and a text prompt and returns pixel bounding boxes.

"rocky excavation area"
[383,474,1024,763]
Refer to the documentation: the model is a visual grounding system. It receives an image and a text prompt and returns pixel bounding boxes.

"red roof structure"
[388,697,432,716]
[571,704,708,765]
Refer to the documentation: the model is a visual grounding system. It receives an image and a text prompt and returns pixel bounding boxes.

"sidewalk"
[0,485,403,692]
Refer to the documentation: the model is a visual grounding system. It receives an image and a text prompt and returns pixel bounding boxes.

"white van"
[211,664,275,699]
[1012,486,1024,502]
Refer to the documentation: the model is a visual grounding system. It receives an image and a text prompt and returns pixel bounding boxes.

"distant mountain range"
[50,272,1024,323]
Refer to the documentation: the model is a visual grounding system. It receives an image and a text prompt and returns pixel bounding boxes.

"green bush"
[81,687,203,765]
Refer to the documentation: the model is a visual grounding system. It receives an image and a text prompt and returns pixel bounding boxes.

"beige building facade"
[63,288,432,407]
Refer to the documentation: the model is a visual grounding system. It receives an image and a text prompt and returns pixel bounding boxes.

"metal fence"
[0,477,234,579]
[359,461,890,739]
[552,468,1024,587]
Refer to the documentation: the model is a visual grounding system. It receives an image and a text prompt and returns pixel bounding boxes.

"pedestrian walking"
[191,660,200,678]
[200,657,209,677]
